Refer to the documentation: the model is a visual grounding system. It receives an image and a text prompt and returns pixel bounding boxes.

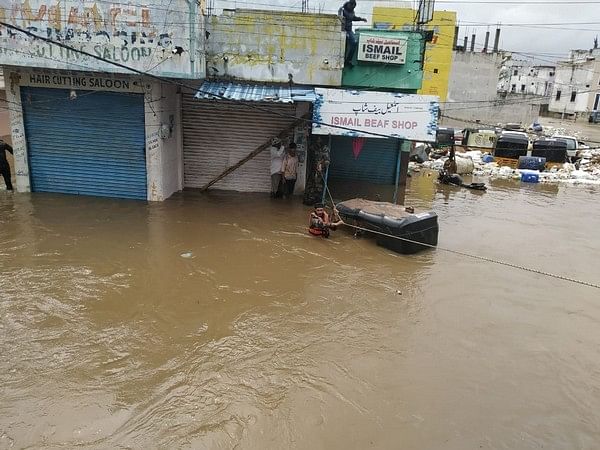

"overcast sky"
[214,0,600,62]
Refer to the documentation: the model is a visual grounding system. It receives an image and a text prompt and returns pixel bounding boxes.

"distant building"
[498,61,555,97]
[444,30,542,126]
[548,49,600,119]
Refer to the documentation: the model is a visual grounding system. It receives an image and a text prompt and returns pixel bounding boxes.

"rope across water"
[320,175,600,290]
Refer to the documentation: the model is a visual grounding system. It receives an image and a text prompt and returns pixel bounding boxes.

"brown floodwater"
[1,173,600,449]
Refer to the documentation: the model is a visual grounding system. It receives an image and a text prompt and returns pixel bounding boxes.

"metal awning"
[194,81,316,104]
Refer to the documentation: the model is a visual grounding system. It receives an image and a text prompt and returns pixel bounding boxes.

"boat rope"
[319,174,600,290]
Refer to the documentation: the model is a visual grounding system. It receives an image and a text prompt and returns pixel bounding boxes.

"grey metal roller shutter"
[182,94,298,192]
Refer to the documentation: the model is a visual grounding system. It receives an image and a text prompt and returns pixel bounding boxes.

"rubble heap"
[417,149,600,185]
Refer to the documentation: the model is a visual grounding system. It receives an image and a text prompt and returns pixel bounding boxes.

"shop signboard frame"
[312,88,439,142]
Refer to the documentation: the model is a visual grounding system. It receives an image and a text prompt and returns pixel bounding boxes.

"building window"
[556,90,561,100]
[433,68,439,74]
[594,93,600,110]
[521,84,526,92]
[513,70,518,76]
[570,91,577,102]
[511,84,516,93]
[549,72,554,77]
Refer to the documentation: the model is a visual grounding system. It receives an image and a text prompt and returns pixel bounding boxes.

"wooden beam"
[200,114,309,192]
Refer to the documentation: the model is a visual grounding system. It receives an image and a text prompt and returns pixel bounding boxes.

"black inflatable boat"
[336,199,439,254]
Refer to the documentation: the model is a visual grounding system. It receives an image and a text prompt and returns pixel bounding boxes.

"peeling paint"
[207,9,344,85]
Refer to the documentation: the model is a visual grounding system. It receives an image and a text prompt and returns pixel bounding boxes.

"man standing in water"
[0,139,14,191]
[282,142,299,198]
[338,0,367,66]
[269,137,285,198]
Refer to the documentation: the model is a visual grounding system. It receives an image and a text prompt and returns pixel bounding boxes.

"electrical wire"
[319,175,600,291]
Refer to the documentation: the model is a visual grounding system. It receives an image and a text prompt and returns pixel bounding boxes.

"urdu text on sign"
[312,88,439,142]
[357,34,407,65]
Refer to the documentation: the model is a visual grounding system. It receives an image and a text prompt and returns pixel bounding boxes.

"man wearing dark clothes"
[0,139,14,191]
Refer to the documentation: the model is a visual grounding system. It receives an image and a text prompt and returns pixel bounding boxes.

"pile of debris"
[416,149,600,185]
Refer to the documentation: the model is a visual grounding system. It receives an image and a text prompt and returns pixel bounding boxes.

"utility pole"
[302,0,309,13]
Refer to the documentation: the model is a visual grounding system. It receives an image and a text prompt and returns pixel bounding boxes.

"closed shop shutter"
[329,136,399,184]
[21,87,147,200]
[182,94,298,192]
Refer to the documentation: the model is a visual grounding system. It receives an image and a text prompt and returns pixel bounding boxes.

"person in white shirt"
[282,143,299,198]
[269,138,285,198]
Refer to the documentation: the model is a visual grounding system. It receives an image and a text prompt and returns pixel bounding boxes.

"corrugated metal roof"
[195,81,316,103]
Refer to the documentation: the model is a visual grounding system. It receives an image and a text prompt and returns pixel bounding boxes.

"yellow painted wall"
[372,7,456,101]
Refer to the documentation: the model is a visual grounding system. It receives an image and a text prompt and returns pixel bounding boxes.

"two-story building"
[2,3,436,202]
[316,27,437,191]
[179,9,344,194]
[549,49,600,119]
[182,8,436,200]
[498,62,555,97]
[1,0,204,200]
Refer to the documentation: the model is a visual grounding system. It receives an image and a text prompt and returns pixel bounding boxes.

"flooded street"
[1,175,600,449]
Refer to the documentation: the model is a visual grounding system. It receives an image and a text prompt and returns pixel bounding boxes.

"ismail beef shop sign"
[312,88,439,142]
[0,0,203,78]
[357,33,407,65]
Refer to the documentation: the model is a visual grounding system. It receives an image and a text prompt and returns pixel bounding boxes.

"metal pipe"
[452,26,459,50]
[493,28,501,53]
[463,36,468,52]
[393,140,402,204]
[483,31,490,53]
[321,135,331,205]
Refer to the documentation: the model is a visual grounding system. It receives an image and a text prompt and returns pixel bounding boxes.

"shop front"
[182,81,315,193]
[311,88,439,200]
[5,68,182,201]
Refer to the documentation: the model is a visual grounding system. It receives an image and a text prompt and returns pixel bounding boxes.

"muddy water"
[1,175,600,449]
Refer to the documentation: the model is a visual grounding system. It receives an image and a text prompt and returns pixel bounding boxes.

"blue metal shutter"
[21,87,147,200]
[329,136,399,184]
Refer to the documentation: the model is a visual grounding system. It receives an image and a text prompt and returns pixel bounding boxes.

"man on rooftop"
[338,0,367,66]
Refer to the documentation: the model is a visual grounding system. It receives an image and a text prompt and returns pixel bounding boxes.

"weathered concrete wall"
[445,51,540,125]
[0,89,10,142]
[549,57,599,116]
[0,0,205,78]
[206,9,344,86]
[145,82,182,201]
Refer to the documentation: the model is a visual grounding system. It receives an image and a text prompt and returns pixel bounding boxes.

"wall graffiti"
[0,0,203,78]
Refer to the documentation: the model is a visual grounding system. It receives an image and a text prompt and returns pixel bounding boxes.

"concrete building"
[371,7,457,102]
[549,49,600,119]
[186,7,430,197]
[206,9,344,86]
[182,9,346,194]
[444,32,542,126]
[498,61,555,97]
[1,0,204,200]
